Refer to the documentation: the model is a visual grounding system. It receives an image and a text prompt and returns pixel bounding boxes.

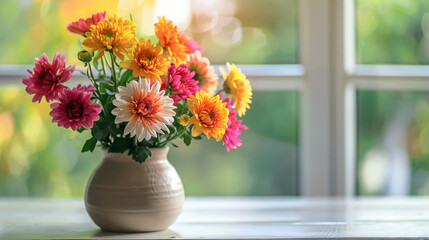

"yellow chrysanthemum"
[155,16,188,64]
[220,63,252,117]
[179,115,190,126]
[119,38,170,83]
[82,15,136,60]
[187,92,229,141]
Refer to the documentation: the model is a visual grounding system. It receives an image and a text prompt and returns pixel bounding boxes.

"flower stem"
[101,57,107,77]
[158,129,186,147]
[88,62,108,118]
[110,52,118,89]
[88,63,95,80]
[214,89,225,96]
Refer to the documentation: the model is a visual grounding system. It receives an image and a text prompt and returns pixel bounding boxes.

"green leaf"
[92,127,104,140]
[76,126,86,133]
[93,51,100,69]
[132,146,152,163]
[167,124,177,135]
[119,69,133,86]
[82,137,97,152]
[105,89,117,96]
[170,143,179,148]
[183,133,192,146]
[97,78,112,84]
[108,138,132,153]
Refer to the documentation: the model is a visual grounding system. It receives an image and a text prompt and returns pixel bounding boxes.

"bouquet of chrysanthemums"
[22,12,252,163]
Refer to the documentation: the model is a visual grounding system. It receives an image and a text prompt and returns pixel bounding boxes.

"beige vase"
[85,147,185,232]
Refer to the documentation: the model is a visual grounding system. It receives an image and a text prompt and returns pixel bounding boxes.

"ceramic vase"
[85,147,184,232]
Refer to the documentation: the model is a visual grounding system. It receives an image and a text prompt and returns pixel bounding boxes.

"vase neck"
[101,147,169,163]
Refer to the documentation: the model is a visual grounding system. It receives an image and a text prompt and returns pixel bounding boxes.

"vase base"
[86,206,183,233]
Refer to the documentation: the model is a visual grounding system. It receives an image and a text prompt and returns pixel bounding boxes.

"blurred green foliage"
[356,0,429,196]
[0,88,299,197]
[0,0,297,65]
[357,0,429,64]
[0,86,100,197]
[357,92,429,195]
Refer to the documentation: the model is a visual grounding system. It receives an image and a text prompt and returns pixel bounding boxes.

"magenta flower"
[22,53,75,103]
[76,84,95,92]
[185,38,201,55]
[162,63,200,104]
[179,32,201,54]
[50,85,101,131]
[67,11,106,36]
[220,94,248,152]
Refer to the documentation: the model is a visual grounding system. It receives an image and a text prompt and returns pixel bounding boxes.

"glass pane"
[356,0,429,64]
[357,91,429,195]
[0,0,298,65]
[0,88,299,196]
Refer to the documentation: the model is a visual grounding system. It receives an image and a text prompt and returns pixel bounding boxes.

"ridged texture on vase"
[85,147,184,232]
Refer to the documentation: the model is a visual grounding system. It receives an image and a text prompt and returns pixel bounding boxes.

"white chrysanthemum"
[112,77,176,141]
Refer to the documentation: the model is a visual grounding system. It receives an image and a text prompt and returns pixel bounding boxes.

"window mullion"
[299,0,333,196]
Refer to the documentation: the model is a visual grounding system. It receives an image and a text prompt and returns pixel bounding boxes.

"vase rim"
[100,147,170,162]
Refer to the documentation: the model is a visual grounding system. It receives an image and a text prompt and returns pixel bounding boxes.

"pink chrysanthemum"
[22,53,75,103]
[67,11,106,36]
[220,94,248,152]
[162,63,200,104]
[50,85,101,131]
[179,32,201,54]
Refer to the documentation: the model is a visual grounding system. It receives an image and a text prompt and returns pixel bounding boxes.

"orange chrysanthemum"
[187,92,229,141]
[82,15,136,60]
[220,63,252,117]
[155,16,188,64]
[186,51,218,95]
[119,38,170,83]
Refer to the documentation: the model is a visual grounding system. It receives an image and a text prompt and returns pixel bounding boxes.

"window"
[0,0,300,197]
[3,0,426,198]
[353,0,429,196]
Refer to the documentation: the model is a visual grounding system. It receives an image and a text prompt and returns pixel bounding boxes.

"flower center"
[130,93,162,125]
[104,31,114,38]
[135,50,158,71]
[199,109,216,126]
[66,100,84,118]
[132,97,153,117]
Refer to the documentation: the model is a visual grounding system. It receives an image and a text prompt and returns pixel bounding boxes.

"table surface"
[1,197,429,239]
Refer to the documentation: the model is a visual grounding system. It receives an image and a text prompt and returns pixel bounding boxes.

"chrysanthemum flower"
[187,92,229,141]
[111,78,176,141]
[22,53,75,103]
[162,63,199,104]
[67,11,106,36]
[119,38,170,83]
[179,32,201,54]
[49,85,101,131]
[220,94,247,152]
[82,15,136,60]
[186,51,218,95]
[220,63,252,117]
[155,16,188,64]
[179,115,190,126]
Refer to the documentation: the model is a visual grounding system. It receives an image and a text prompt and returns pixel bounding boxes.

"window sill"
[1,197,429,239]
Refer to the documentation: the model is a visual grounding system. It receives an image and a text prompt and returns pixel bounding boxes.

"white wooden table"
[1,197,429,239]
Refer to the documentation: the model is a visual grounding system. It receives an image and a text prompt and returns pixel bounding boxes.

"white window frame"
[2,0,427,197]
